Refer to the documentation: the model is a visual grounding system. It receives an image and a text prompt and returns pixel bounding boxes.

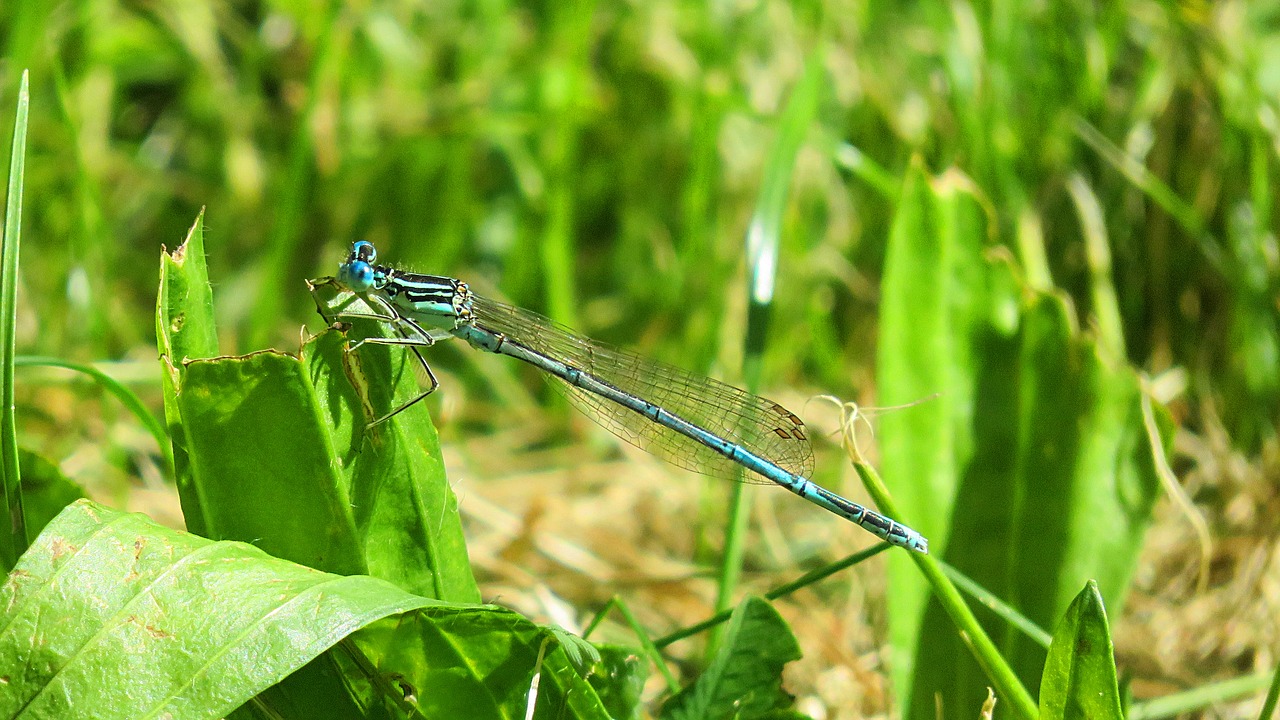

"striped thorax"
[338,240,474,333]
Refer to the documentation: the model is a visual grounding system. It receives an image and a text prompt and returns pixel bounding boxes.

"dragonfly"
[318,240,928,554]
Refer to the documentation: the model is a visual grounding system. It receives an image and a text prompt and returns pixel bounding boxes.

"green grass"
[0,69,28,568]
[2,2,1279,718]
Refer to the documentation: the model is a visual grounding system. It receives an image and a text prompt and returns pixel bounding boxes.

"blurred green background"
[4,1,1278,438]
[2,0,1278,717]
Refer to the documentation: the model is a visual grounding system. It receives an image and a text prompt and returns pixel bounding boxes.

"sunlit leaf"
[661,597,802,720]
[0,500,428,719]
[1039,581,1124,720]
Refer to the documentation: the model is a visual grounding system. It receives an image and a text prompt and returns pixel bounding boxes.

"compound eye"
[353,240,377,265]
[339,260,376,292]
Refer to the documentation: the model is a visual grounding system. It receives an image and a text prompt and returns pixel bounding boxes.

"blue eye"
[353,240,377,265]
[339,259,377,291]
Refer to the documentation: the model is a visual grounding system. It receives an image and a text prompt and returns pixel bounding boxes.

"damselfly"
[317,240,928,553]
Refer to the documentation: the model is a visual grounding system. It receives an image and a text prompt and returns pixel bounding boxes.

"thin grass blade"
[15,356,171,477]
[0,69,29,570]
[717,47,827,624]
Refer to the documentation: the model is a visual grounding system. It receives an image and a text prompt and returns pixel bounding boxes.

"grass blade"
[655,544,890,650]
[1126,670,1279,720]
[854,459,1038,720]
[247,1,342,347]
[0,69,29,570]
[716,47,826,620]
[937,560,1052,649]
[1260,664,1280,720]
[15,356,172,477]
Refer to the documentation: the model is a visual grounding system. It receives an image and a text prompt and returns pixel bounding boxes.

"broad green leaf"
[878,164,1164,719]
[173,333,479,603]
[1002,295,1161,684]
[1039,581,1123,720]
[158,231,478,604]
[306,279,480,603]
[0,499,429,720]
[156,211,218,535]
[1,69,29,570]
[231,650,397,720]
[661,597,802,720]
[176,350,366,576]
[349,604,614,720]
[879,163,999,715]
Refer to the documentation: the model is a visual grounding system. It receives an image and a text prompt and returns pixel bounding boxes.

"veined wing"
[468,293,815,483]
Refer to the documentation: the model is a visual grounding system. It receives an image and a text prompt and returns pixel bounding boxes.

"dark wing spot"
[771,402,805,426]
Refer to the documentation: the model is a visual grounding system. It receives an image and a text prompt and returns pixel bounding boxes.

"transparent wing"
[469,294,815,483]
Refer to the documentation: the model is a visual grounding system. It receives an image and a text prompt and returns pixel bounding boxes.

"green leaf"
[1039,581,1124,720]
[588,644,648,720]
[175,350,367,575]
[306,280,481,602]
[879,163,1008,715]
[878,164,1164,720]
[3,500,615,720]
[157,233,478,604]
[156,211,219,536]
[349,604,614,720]
[661,596,802,720]
[172,333,479,603]
[155,209,218,367]
[0,499,429,720]
[1,69,29,570]
[1001,295,1162,678]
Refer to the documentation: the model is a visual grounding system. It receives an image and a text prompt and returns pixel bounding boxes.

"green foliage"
[158,222,479,602]
[0,500,430,719]
[878,165,1167,718]
[14,355,171,474]
[717,46,827,626]
[156,211,218,535]
[1039,581,1124,720]
[1,1,1277,718]
[16,448,84,538]
[1,70,28,569]
[588,644,650,720]
[0,499,628,720]
[661,597,804,720]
